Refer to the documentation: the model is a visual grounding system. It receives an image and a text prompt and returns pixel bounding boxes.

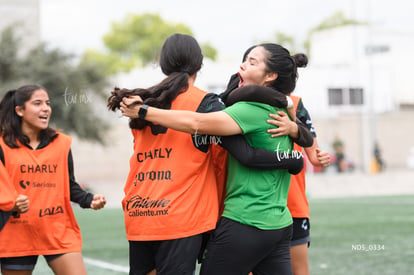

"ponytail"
[0,89,18,135]
[107,72,188,130]
[0,89,17,113]
[108,33,202,131]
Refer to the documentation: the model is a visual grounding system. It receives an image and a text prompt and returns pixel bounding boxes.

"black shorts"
[200,217,293,275]
[0,254,63,270]
[129,234,203,275]
[291,217,310,247]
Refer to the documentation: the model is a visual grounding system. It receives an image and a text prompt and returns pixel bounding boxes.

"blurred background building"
[0,0,40,55]
[1,0,413,175]
[296,25,414,171]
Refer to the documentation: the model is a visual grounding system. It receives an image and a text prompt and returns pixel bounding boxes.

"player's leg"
[154,234,202,275]
[129,240,157,275]
[252,225,293,275]
[1,255,37,275]
[290,244,309,275]
[46,252,86,275]
[290,218,310,275]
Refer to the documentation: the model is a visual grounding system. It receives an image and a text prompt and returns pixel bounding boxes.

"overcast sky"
[39,0,413,61]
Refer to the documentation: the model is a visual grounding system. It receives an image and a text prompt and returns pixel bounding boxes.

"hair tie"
[180,69,190,74]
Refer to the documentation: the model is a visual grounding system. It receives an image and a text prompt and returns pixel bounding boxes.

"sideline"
[84,257,129,273]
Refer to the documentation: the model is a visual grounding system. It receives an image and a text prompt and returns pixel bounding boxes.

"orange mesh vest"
[0,134,82,257]
[123,85,222,241]
[287,96,310,218]
[0,160,17,211]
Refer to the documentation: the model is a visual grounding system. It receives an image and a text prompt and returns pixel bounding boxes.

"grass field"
[33,195,414,274]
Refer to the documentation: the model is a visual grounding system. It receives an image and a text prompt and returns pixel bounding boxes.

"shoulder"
[224,101,277,119]
[54,132,72,146]
[226,101,276,111]
[295,100,317,137]
[290,95,302,107]
[197,93,225,113]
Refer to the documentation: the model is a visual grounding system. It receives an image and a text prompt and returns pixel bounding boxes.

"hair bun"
[293,53,308,68]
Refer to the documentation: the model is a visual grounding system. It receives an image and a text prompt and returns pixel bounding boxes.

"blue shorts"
[0,254,63,271]
[291,218,310,247]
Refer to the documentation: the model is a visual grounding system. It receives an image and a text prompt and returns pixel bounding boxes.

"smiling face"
[237,46,277,87]
[15,89,52,135]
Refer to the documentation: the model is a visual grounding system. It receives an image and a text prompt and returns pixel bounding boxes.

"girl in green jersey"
[120,43,307,275]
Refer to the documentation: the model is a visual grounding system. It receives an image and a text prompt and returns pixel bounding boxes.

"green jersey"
[223,101,293,230]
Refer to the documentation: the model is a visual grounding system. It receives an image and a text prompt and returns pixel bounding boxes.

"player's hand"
[316,148,331,167]
[120,95,143,118]
[13,194,29,213]
[91,194,106,210]
[267,111,298,138]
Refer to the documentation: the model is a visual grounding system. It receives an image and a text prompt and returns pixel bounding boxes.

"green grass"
[32,195,414,274]
[308,195,414,275]
[33,208,128,275]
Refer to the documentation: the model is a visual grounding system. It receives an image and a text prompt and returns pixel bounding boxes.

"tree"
[0,27,20,85]
[82,13,217,75]
[311,10,363,31]
[0,27,110,143]
[303,11,366,55]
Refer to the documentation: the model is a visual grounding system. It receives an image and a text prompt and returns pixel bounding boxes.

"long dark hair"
[0,84,56,148]
[108,33,203,130]
[260,43,308,95]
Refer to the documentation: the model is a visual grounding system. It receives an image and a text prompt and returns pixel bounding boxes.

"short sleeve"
[223,102,285,134]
